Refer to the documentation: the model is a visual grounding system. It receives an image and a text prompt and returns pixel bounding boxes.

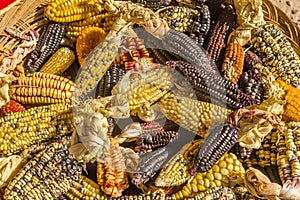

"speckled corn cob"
[255,130,277,167]
[131,0,171,10]
[0,103,73,156]
[159,92,231,138]
[252,23,300,88]
[45,0,102,22]
[39,47,75,75]
[168,61,256,110]
[66,12,119,41]
[244,50,263,71]
[9,72,75,105]
[205,6,237,62]
[119,37,158,72]
[189,5,211,45]
[172,153,245,199]
[186,186,237,200]
[192,122,239,173]
[231,143,255,168]
[76,27,107,66]
[159,6,198,33]
[232,186,258,200]
[1,100,25,116]
[222,43,245,84]
[132,147,168,187]
[108,193,173,200]
[238,69,264,105]
[97,64,126,97]
[65,175,107,200]
[4,143,82,200]
[26,22,65,74]
[175,0,206,7]
[155,139,203,187]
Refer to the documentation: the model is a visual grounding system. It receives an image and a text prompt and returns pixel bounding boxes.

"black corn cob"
[189,5,211,46]
[96,64,126,97]
[131,0,171,10]
[244,50,263,71]
[162,29,220,74]
[26,22,66,74]
[191,122,239,173]
[168,61,256,110]
[4,143,82,199]
[137,130,179,150]
[131,147,168,186]
[204,5,237,63]
[239,69,264,105]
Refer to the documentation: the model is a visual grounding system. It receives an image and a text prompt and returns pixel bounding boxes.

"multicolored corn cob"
[108,193,172,200]
[65,175,107,200]
[9,72,75,105]
[243,50,263,71]
[0,103,73,156]
[4,143,82,199]
[1,100,25,116]
[167,61,256,110]
[222,43,245,84]
[186,186,237,200]
[76,27,107,66]
[192,122,239,173]
[131,0,171,10]
[252,23,300,88]
[205,6,237,62]
[26,22,66,74]
[39,47,75,75]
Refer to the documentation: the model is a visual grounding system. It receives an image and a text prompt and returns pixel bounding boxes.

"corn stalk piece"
[4,143,82,200]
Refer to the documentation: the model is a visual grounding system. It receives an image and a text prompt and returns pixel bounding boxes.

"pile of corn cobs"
[1,0,300,199]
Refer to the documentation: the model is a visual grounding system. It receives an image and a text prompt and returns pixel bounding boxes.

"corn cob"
[97,64,126,97]
[175,0,206,7]
[161,29,219,74]
[231,143,255,168]
[75,34,122,95]
[159,6,198,33]
[97,140,129,197]
[119,37,158,72]
[222,43,245,84]
[244,50,263,71]
[205,6,237,62]
[186,186,237,200]
[189,5,211,46]
[192,122,239,173]
[1,100,25,116]
[9,72,75,105]
[26,22,66,74]
[65,175,107,200]
[4,143,82,200]
[131,0,171,10]
[108,193,173,200]
[45,0,102,23]
[39,47,75,75]
[252,23,300,88]
[172,153,245,199]
[66,12,120,41]
[155,139,203,187]
[159,92,231,137]
[76,27,107,66]
[276,81,300,121]
[167,61,256,109]
[0,103,73,156]
[238,69,264,105]
[132,147,168,187]
[232,186,258,200]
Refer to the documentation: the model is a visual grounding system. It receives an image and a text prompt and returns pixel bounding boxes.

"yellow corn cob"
[76,27,107,66]
[45,0,103,23]
[65,175,107,200]
[39,47,75,75]
[155,139,203,187]
[66,12,119,41]
[0,103,73,156]
[222,43,245,84]
[172,153,245,199]
[9,72,75,105]
[159,92,231,138]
